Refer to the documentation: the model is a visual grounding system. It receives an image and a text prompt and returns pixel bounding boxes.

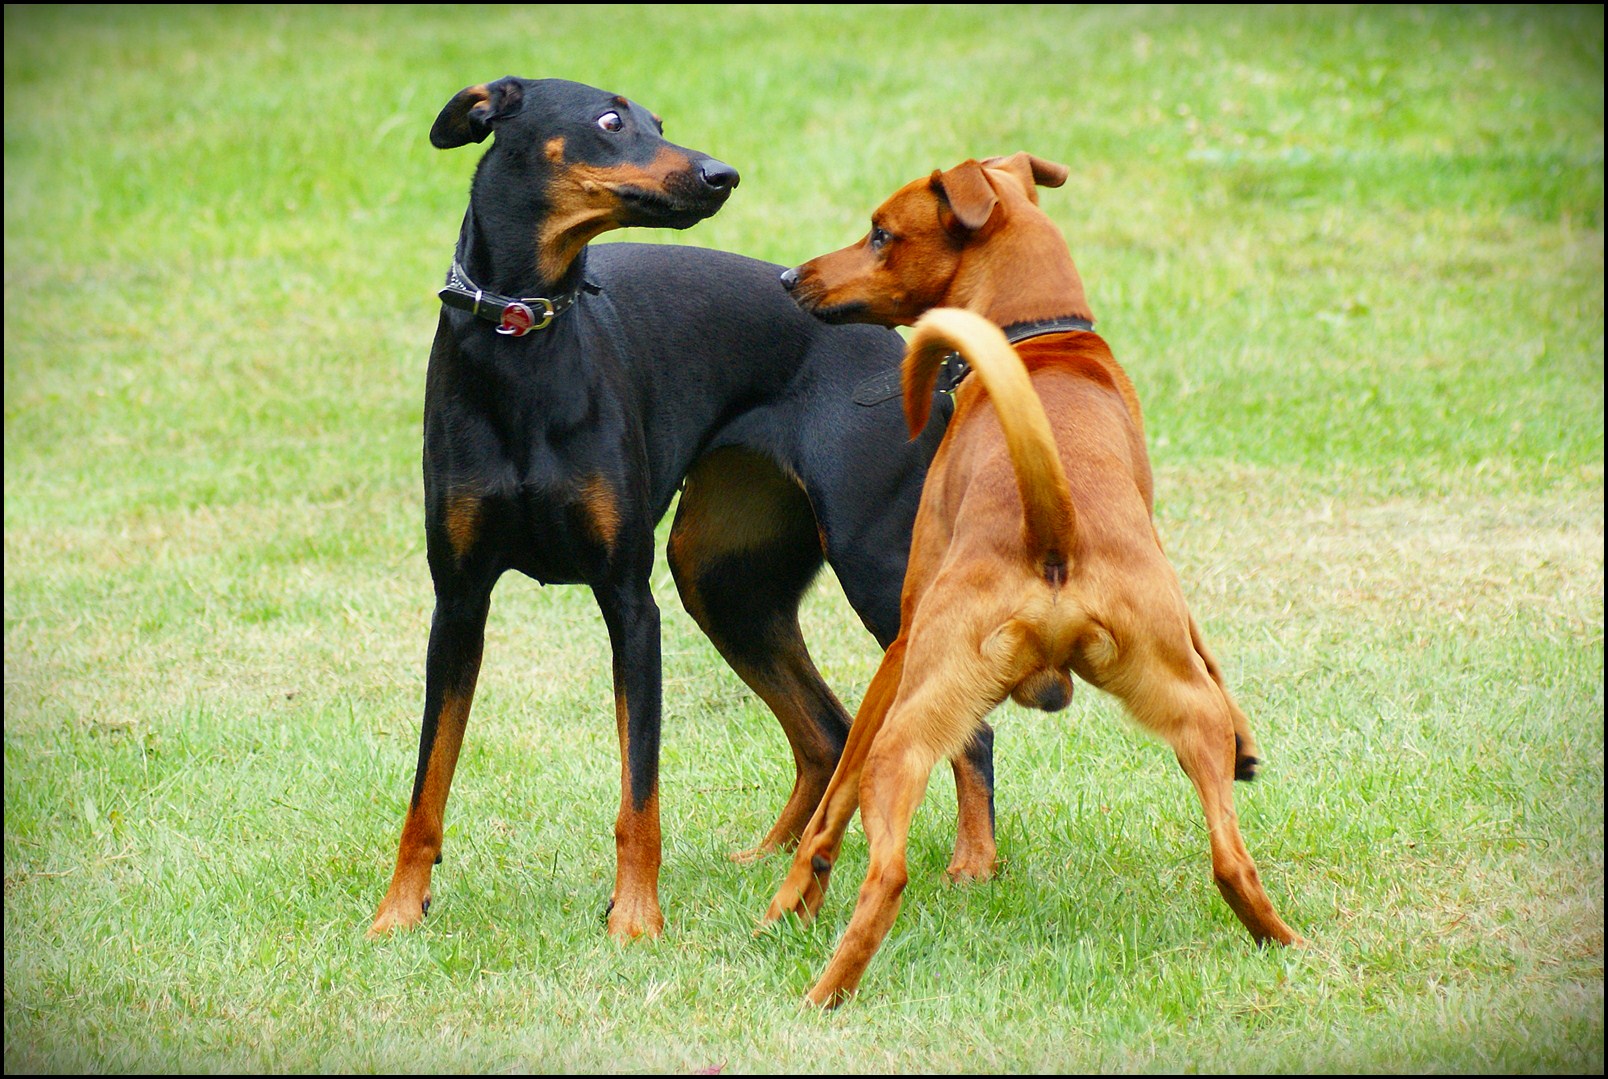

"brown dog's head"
[780,153,1073,326]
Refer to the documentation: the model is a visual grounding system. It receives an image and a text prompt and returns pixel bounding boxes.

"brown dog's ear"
[430,76,526,149]
[930,160,999,234]
[980,152,1070,204]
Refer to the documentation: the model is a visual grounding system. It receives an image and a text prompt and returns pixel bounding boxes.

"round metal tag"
[498,302,536,336]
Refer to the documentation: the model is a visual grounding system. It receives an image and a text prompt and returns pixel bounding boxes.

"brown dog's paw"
[758,860,830,933]
[368,888,431,938]
[728,840,782,865]
[603,892,665,942]
[944,851,999,884]
[804,983,853,1010]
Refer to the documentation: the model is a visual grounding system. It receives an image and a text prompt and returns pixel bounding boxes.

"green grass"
[5,4,1602,1072]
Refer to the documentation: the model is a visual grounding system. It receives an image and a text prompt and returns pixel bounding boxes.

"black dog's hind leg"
[371,560,496,936]
[668,448,851,860]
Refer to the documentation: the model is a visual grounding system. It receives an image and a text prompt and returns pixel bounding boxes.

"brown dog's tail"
[903,308,1076,580]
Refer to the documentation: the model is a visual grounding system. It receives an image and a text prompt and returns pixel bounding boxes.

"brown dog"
[762,153,1302,1005]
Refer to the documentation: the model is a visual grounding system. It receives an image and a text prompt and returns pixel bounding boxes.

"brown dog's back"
[903,309,1157,569]
[904,309,1077,581]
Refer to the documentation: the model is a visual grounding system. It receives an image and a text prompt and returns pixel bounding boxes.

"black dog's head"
[432,77,739,281]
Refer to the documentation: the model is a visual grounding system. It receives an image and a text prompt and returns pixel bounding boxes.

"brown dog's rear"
[764,154,1300,1006]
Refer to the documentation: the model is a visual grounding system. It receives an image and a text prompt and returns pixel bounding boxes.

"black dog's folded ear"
[430,76,525,149]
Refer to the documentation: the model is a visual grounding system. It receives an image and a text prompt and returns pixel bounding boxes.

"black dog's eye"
[597,111,623,133]
[869,227,893,251]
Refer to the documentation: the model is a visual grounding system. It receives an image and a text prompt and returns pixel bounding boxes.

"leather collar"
[438,260,590,337]
[852,315,1095,406]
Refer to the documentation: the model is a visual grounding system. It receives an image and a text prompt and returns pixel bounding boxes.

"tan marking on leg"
[579,475,621,552]
[370,689,475,936]
[608,688,663,940]
[443,492,482,561]
[668,448,800,561]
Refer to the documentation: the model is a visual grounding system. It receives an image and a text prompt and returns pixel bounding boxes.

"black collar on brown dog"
[438,259,594,337]
[998,315,1095,343]
[851,315,1095,406]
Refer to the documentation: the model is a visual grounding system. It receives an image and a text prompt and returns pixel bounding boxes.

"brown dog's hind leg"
[1171,712,1300,946]
[804,618,1007,1006]
[806,736,934,1007]
[1078,597,1298,946]
[669,449,850,861]
[1188,613,1261,781]
[1113,622,1300,946]
[760,639,907,927]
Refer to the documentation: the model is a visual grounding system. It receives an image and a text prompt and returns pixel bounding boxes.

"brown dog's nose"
[779,266,800,291]
[699,159,740,191]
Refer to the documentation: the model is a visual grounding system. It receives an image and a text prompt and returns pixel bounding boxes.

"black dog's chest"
[438,458,618,587]
[474,427,632,575]
[503,491,600,586]
[424,352,635,587]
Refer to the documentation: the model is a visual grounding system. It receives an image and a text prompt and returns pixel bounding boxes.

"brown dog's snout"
[779,266,801,291]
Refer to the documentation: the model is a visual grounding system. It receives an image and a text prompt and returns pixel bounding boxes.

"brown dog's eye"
[869,227,893,251]
[597,111,623,133]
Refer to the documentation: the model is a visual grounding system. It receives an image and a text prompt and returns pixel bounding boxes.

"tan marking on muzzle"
[536,146,702,282]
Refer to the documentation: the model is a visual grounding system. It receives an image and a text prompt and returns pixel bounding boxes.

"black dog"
[370,77,999,941]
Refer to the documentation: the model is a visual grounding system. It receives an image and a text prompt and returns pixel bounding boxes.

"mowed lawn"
[4,5,1602,1072]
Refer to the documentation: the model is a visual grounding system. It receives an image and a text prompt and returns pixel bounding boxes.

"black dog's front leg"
[371,570,496,936]
[596,577,666,940]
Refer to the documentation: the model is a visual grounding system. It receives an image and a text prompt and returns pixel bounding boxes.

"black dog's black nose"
[779,266,799,291]
[700,159,740,191]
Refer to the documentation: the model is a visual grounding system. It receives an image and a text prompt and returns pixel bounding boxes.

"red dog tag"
[498,302,536,336]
